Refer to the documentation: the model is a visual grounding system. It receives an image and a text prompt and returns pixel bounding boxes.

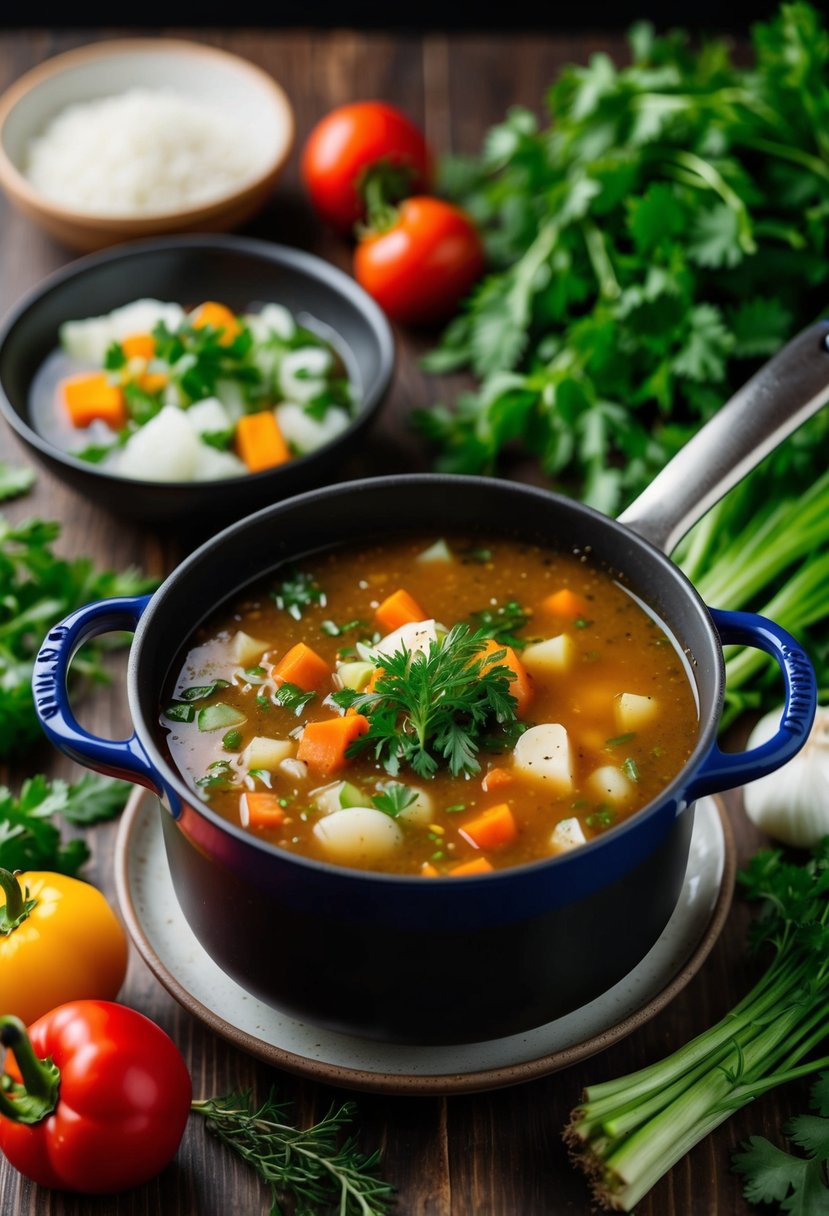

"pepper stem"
[0,869,36,934]
[0,1016,60,1124]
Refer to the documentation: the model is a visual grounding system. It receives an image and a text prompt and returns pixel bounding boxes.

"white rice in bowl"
[23,87,263,216]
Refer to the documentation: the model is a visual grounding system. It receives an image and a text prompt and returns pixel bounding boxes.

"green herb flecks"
[469,600,531,649]
[180,681,231,702]
[333,624,518,778]
[273,568,326,620]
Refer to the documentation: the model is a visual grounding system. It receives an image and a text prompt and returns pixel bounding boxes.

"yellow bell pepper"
[0,868,128,1028]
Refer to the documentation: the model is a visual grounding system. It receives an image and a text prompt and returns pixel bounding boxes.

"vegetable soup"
[161,535,699,875]
[29,297,356,483]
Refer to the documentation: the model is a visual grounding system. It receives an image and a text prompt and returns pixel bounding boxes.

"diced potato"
[116,405,200,481]
[313,807,403,864]
[60,299,184,364]
[550,817,587,854]
[279,347,333,403]
[375,619,438,661]
[521,634,575,677]
[246,304,295,343]
[275,402,350,453]
[232,630,271,666]
[416,539,453,564]
[312,780,365,815]
[513,723,574,791]
[588,765,635,803]
[192,444,247,481]
[186,396,231,434]
[615,692,658,732]
[395,786,434,826]
[241,736,294,771]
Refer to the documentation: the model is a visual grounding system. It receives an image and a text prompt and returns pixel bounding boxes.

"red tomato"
[0,1001,191,1193]
[354,196,485,326]
[302,101,430,233]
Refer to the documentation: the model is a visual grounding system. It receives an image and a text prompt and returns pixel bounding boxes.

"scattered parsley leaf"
[470,600,531,649]
[371,783,419,818]
[0,464,35,502]
[274,682,317,715]
[733,1071,829,1214]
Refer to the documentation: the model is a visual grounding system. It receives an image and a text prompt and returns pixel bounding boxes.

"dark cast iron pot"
[32,322,829,1045]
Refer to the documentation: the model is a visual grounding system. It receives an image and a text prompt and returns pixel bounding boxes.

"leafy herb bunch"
[0,515,153,755]
[419,2,829,512]
[333,624,519,778]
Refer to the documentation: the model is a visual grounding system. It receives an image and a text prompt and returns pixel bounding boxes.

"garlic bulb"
[743,705,829,847]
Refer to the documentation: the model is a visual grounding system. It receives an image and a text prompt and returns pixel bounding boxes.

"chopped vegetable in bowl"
[28,297,357,482]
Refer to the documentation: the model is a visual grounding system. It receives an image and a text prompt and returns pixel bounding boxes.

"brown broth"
[161,535,699,875]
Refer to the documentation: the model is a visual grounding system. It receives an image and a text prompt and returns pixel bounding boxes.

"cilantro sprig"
[733,1072,829,1214]
[333,624,518,778]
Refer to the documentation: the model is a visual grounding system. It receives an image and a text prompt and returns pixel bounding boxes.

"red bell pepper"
[0,1000,191,1193]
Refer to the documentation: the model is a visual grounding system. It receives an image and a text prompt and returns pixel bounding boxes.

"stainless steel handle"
[617,320,829,553]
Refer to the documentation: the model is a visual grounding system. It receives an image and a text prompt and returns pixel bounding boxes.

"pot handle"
[685,607,817,802]
[32,595,162,793]
[618,320,829,553]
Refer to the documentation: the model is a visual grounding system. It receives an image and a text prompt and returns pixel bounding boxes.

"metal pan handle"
[618,320,829,554]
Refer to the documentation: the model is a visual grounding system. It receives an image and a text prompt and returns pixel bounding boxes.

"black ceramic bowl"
[0,234,394,525]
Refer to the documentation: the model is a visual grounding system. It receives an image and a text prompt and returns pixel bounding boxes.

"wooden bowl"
[0,39,295,251]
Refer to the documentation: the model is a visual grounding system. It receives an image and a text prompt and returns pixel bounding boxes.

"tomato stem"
[358,161,413,236]
[0,1016,60,1125]
[0,869,36,934]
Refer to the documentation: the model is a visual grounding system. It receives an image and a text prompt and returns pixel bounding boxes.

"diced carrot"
[121,332,155,361]
[240,791,286,830]
[59,373,126,430]
[449,857,495,877]
[459,803,518,851]
[139,371,169,394]
[478,638,533,717]
[375,588,427,633]
[482,766,513,793]
[542,588,589,620]
[420,862,440,877]
[235,411,290,473]
[296,714,369,774]
[272,642,331,693]
[366,666,385,692]
[190,300,241,346]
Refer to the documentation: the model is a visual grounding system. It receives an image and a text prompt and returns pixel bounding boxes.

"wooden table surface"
[0,25,810,1216]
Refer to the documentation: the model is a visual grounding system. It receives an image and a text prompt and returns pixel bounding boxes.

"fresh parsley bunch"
[0,514,154,755]
[418,2,829,513]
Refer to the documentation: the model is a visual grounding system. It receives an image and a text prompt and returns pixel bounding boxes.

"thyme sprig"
[192,1090,393,1216]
